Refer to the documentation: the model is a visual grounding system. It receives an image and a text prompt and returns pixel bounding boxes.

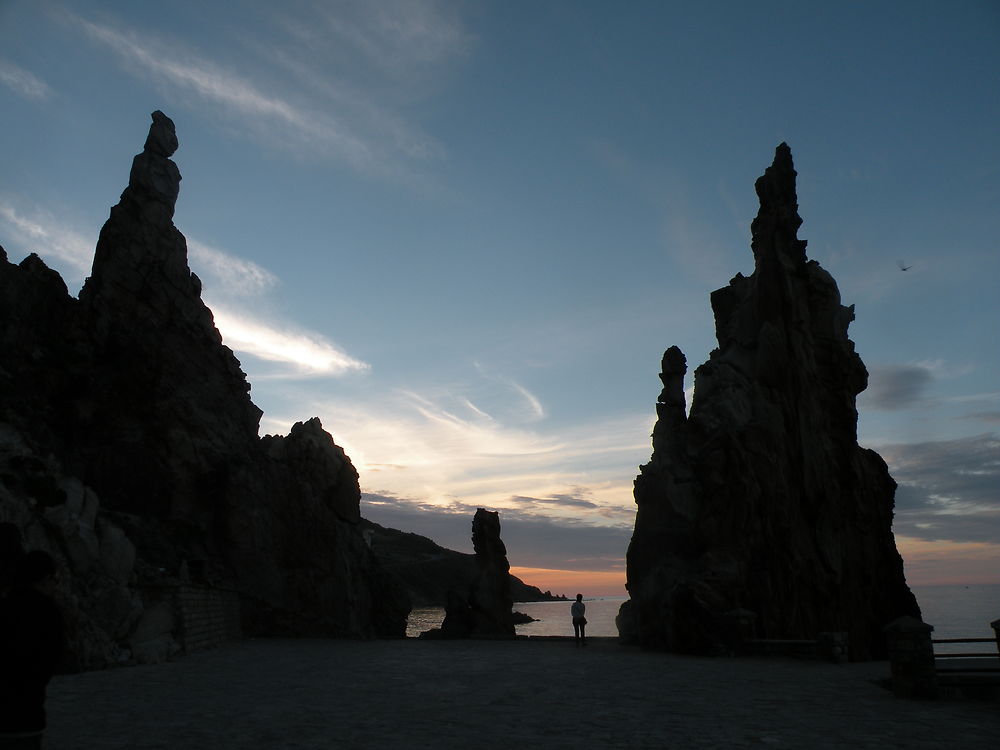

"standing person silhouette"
[571,593,587,647]
[0,550,65,750]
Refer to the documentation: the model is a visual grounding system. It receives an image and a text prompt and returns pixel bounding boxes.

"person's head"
[15,549,58,593]
[576,593,583,602]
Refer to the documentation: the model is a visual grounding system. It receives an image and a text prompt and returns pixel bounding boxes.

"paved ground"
[46,638,999,749]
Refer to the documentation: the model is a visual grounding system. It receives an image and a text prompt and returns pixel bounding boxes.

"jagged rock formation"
[359,518,565,606]
[620,144,919,660]
[467,509,516,636]
[76,109,263,526]
[423,509,516,638]
[0,112,409,667]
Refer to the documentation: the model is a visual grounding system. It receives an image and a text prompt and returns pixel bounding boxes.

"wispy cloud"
[64,4,466,182]
[278,0,472,88]
[0,197,93,277]
[277,383,649,518]
[506,379,545,421]
[0,195,366,379]
[662,207,741,286]
[209,305,369,378]
[959,411,1000,424]
[951,391,1000,424]
[879,433,1000,545]
[70,15,376,170]
[187,239,278,296]
[363,490,634,574]
[175,238,369,379]
[584,137,749,286]
[0,60,52,99]
[472,361,545,422]
[863,363,934,410]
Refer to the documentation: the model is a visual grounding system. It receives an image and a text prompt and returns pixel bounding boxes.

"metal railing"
[933,632,1000,674]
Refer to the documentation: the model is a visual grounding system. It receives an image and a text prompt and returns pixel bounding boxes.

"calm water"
[912,583,1000,653]
[406,584,1000,644]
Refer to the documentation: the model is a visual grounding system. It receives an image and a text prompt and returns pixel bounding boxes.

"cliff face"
[621,144,919,660]
[0,112,409,665]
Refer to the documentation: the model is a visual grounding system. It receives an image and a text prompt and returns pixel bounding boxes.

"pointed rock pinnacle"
[751,142,807,267]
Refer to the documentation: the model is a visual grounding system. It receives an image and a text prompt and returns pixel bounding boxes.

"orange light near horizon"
[510,566,627,598]
[895,536,1000,586]
[513,537,1000,599]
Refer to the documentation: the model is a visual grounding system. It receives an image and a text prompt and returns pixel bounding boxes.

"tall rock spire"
[621,144,919,660]
[77,111,261,521]
[81,111,212,339]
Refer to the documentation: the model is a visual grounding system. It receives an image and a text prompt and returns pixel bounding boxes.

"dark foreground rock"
[0,112,409,668]
[620,143,919,660]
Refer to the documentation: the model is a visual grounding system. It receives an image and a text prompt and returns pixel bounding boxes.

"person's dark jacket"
[0,585,65,732]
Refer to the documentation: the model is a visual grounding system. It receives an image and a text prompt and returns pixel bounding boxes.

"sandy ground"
[45,638,999,749]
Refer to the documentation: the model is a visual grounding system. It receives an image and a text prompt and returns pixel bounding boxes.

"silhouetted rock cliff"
[359,518,564,606]
[620,144,919,660]
[0,112,409,667]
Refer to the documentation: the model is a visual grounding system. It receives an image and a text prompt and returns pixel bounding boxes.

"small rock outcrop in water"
[424,509,516,638]
[0,112,409,666]
[620,144,920,660]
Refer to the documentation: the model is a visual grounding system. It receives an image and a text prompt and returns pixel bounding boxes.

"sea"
[405,583,1000,649]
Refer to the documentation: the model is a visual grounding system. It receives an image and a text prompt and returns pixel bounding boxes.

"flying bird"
[897,260,912,272]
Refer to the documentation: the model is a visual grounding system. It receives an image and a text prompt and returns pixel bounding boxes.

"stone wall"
[130,582,242,663]
[177,585,241,652]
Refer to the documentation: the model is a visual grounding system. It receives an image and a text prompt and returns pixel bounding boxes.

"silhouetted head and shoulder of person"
[3,549,64,645]
[0,549,66,740]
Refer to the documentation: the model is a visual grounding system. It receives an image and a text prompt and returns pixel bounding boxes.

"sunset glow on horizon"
[510,567,627,600]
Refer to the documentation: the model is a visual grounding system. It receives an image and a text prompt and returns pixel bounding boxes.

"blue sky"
[1,0,998,594]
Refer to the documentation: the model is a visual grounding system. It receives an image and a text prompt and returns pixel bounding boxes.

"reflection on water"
[405,586,1000,644]
[406,607,447,638]
[513,598,625,638]
[405,598,626,638]
[913,583,1000,654]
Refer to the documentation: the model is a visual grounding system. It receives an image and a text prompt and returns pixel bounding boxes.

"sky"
[1,1,998,597]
